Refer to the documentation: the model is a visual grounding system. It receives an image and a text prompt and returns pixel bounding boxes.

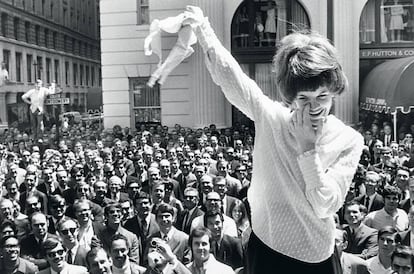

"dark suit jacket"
[397,229,411,247]
[355,193,384,213]
[37,182,62,197]
[66,199,104,222]
[124,214,160,258]
[148,227,191,264]
[344,224,378,260]
[213,235,244,270]
[399,198,411,214]
[20,233,58,270]
[106,191,129,203]
[176,207,204,235]
[38,264,88,274]
[175,173,197,201]
[47,216,70,235]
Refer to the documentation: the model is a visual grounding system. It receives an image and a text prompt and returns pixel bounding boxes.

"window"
[360,0,414,45]
[44,28,49,47]
[73,63,78,85]
[72,37,76,53]
[52,31,57,49]
[91,66,95,86]
[15,52,22,82]
[22,0,25,9]
[65,61,69,85]
[63,8,67,26]
[32,0,35,12]
[42,0,45,15]
[85,65,89,86]
[3,50,10,72]
[130,77,161,125]
[63,35,67,52]
[54,59,59,84]
[50,2,54,19]
[46,58,51,83]
[35,25,40,45]
[80,64,84,86]
[13,17,19,40]
[137,0,149,25]
[1,13,8,37]
[35,56,42,80]
[24,21,30,42]
[27,54,32,82]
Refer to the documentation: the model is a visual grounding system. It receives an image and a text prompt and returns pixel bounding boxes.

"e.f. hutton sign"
[360,48,414,59]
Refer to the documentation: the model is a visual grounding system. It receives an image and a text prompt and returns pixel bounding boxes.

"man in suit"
[366,226,398,274]
[334,228,370,274]
[86,246,114,274]
[107,176,129,203]
[216,160,242,198]
[20,212,58,270]
[98,203,141,264]
[147,203,191,265]
[114,159,140,189]
[91,180,115,208]
[397,205,414,248]
[73,199,105,251]
[380,124,394,147]
[213,176,246,217]
[47,194,68,235]
[205,210,243,269]
[109,234,146,273]
[38,237,88,274]
[0,235,38,274]
[19,172,48,214]
[177,187,204,234]
[124,192,160,259]
[343,201,378,259]
[57,218,88,267]
[176,161,197,200]
[355,171,384,213]
[37,167,61,197]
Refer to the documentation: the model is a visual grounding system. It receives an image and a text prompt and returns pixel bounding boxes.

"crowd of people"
[1,113,414,274]
[0,122,254,274]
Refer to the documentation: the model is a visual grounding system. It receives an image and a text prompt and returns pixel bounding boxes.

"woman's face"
[294,86,333,127]
[232,207,243,222]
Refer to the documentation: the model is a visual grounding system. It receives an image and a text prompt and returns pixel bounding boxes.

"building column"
[332,0,367,125]
[189,0,229,128]
[0,92,7,124]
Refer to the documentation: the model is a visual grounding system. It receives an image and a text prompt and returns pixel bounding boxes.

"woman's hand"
[289,104,323,154]
[182,5,206,27]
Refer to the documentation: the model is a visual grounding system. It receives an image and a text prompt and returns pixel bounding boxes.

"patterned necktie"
[67,250,73,264]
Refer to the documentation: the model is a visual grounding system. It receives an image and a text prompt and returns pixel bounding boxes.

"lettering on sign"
[45,98,70,105]
[360,48,414,59]
[365,97,387,105]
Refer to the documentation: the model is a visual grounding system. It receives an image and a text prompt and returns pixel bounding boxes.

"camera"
[150,239,158,248]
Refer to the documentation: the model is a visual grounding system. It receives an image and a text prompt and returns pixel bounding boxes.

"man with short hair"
[343,201,378,259]
[205,210,243,269]
[92,180,114,208]
[109,234,146,273]
[334,228,370,274]
[213,176,245,218]
[124,192,160,258]
[19,172,48,214]
[20,212,57,270]
[86,246,113,274]
[0,235,38,274]
[216,160,242,197]
[366,226,398,274]
[395,166,412,212]
[98,203,140,264]
[355,171,384,213]
[148,203,191,264]
[37,168,60,196]
[38,237,88,274]
[186,227,234,273]
[392,245,414,274]
[178,187,204,234]
[364,185,409,232]
[47,194,68,235]
[57,218,88,267]
[190,192,238,237]
[107,176,129,203]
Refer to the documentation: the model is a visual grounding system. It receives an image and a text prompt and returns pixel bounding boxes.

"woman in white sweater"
[183,6,364,273]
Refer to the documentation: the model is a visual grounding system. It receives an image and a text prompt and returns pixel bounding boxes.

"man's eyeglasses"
[47,249,65,258]
[60,227,77,236]
[3,244,19,250]
[52,204,65,209]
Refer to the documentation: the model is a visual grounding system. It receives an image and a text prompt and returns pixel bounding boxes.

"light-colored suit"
[37,263,88,274]
[342,252,370,274]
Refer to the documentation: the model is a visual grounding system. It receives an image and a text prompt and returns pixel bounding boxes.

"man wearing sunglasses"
[39,237,88,274]
[57,218,88,268]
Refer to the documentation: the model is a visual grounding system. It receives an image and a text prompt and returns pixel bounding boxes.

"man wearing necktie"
[57,218,88,267]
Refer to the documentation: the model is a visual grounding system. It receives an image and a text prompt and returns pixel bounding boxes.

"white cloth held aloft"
[144,13,197,87]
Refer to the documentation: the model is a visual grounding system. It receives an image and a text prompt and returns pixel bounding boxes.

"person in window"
[181,6,364,273]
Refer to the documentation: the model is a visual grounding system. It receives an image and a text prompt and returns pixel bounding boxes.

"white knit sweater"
[193,20,364,263]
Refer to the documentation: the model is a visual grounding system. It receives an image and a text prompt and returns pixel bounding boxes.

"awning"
[360,56,414,114]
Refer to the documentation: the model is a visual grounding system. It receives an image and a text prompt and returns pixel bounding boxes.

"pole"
[393,111,397,143]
